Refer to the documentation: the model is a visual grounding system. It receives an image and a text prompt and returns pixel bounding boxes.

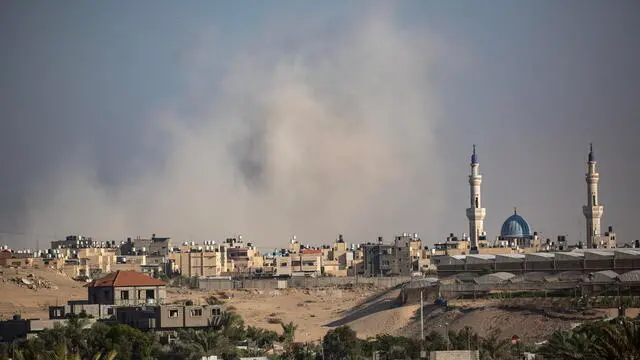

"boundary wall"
[198,276,411,291]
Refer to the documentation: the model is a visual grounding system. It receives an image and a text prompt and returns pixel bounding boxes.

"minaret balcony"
[466,207,486,220]
[582,205,604,217]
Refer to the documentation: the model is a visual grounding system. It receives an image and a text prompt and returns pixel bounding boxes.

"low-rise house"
[85,270,167,306]
[116,304,223,330]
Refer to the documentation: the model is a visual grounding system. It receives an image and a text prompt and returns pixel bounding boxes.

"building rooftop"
[497,253,526,259]
[86,270,167,288]
[299,249,323,255]
[525,252,555,259]
[500,209,532,239]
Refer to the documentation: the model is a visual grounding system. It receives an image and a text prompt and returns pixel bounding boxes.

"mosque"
[434,144,616,256]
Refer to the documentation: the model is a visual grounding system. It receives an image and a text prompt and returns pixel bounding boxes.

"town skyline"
[1,1,639,248]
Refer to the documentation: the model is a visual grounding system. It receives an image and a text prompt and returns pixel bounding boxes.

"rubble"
[10,273,58,290]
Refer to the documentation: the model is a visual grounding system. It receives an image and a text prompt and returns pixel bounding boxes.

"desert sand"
[1,268,636,343]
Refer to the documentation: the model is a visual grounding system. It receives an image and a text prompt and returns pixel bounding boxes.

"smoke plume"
[23,7,452,247]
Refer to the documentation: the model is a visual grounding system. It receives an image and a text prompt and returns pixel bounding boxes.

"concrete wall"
[438,281,580,298]
[198,276,411,291]
[287,276,411,288]
[96,285,166,306]
[158,306,183,328]
[29,318,96,331]
[430,350,480,360]
[49,303,116,320]
[438,259,640,277]
[198,278,235,290]
[88,286,115,304]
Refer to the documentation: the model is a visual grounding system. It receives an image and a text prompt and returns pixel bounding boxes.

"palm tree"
[193,330,219,356]
[91,350,118,360]
[538,319,640,360]
[280,321,298,352]
[588,319,640,359]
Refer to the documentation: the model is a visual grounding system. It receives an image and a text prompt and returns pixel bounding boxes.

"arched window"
[475,196,479,208]
[592,195,596,205]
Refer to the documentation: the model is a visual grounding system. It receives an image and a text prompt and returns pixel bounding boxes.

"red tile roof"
[85,270,167,288]
[300,249,323,255]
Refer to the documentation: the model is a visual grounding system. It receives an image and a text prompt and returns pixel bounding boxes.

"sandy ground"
[0,267,86,320]
[2,268,638,344]
[166,285,416,342]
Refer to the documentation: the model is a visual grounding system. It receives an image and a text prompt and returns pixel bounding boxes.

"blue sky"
[1,1,639,248]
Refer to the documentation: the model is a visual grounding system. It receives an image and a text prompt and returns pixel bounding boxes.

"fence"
[197,276,412,291]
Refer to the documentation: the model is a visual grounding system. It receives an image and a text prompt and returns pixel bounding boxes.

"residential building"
[362,236,414,277]
[85,270,167,306]
[51,235,117,250]
[291,249,322,275]
[119,235,172,257]
[171,244,228,277]
[116,304,222,330]
[275,254,292,277]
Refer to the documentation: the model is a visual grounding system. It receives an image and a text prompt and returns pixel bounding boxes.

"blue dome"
[500,211,532,239]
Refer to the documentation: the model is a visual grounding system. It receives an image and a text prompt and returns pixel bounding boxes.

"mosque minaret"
[583,143,604,248]
[466,145,486,253]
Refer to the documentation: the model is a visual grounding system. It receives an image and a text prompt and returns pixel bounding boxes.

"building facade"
[86,270,167,306]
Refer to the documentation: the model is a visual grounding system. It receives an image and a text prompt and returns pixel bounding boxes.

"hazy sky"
[1,1,639,249]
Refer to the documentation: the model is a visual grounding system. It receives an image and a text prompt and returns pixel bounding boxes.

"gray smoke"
[22,7,452,247]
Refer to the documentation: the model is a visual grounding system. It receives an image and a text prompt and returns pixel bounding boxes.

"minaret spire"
[466,145,486,253]
[583,143,603,248]
[471,144,478,164]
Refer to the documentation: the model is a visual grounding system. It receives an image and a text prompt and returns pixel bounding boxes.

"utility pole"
[420,289,426,358]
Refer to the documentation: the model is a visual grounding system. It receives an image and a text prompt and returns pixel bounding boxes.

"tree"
[478,329,511,360]
[538,319,640,360]
[363,334,421,360]
[246,326,279,350]
[448,326,481,351]
[280,322,298,353]
[217,312,246,341]
[322,326,362,360]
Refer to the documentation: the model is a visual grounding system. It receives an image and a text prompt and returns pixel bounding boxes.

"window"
[107,308,114,315]
[280,262,288,267]
[475,196,479,208]
[593,195,597,205]
[169,309,179,318]
[120,291,129,300]
[190,308,203,317]
[212,308,221,316]
[146,289,155,299]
